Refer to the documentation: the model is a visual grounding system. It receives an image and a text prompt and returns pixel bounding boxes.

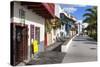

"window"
[19,9,25,23]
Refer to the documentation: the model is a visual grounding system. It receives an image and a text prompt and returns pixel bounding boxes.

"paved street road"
[62,35,97,63]
[18,35,97,66]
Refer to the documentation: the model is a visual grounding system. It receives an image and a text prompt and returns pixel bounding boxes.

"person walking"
[31,39,39,60]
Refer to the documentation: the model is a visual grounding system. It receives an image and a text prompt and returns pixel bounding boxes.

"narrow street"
[25,35,97,65]
[62,35,97,63]
[10,2,97,66]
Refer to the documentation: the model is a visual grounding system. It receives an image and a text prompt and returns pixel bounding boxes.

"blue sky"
[59,4,93,21]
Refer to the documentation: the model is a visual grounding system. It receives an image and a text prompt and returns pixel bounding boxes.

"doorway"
[30,25,40,58]
[11,23,28,66]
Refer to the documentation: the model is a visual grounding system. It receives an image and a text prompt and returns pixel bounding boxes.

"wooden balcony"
[20,1,55,18]
[60,13,76,23]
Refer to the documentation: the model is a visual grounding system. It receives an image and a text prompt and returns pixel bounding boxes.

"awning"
[20,1,55,18]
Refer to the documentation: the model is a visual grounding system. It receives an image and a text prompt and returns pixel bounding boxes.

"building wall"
[61,25,67,36]
[55,4,68,38]
[51,28,57,43]
[51,25,67,44]
[55,4,62,18]
[12,2,45,61]
[47,28,61,46]
[47,32,52,46]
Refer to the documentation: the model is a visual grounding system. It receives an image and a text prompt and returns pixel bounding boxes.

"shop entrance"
[30,25,40,58]
[11,23,28,65]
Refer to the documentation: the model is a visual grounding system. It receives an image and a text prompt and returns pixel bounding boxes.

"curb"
[61,34,78,52]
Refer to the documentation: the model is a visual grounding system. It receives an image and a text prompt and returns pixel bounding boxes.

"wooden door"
[15,26,24,63]
[22,26,28,60]
[11,23,28,66]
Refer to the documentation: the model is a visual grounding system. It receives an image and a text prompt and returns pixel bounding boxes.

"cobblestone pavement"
[62,35,97,63]
[26,51,66,65]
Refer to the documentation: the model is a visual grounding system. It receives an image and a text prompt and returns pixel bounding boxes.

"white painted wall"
[55,4,67,38]
[55,4,62,18]
[56,28,61,37]
[13,2,45,45]
[51,25,66,44]
[61,25,67,36]
[12,2,45,61]
[51,29,56,43]
[47,32,52,46]
[47,28,61,46]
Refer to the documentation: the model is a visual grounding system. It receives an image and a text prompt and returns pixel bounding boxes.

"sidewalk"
[18,35,97,65]
[62,35,97,63]
[17,37,71,66]
[26,51,66,65]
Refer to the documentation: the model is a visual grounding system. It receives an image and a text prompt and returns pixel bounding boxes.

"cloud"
[63,7,77,13]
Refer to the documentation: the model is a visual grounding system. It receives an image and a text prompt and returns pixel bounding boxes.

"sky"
[59,4,93,22]
[59,4,92,32]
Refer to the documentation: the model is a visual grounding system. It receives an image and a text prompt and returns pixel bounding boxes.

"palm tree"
[83,6,97,40]
[83,7,97,27]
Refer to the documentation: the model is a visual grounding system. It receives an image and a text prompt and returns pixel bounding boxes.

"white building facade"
[11,2,45,64]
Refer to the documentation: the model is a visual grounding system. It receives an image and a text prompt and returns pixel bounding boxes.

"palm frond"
[85,7,97,19]
[83,17,91,23]
[83,13,94,18]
